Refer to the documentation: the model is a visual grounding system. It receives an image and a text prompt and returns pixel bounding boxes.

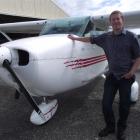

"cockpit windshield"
[40,16,93,37]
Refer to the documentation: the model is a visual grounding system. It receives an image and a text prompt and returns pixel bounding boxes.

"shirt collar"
[108,29,126,36]
[121,29,126,35]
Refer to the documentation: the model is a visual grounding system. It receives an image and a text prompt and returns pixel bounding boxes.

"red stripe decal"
[64,54,106,64]
[72,58,107,69]
[64,55,107,69]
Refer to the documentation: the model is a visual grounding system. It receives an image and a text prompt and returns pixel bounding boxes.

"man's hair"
[109,10,124,21]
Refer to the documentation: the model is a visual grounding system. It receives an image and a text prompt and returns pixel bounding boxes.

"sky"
[52,0,140,16]
[52,0,140,34]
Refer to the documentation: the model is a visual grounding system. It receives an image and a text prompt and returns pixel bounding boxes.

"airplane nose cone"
[0,47,11,66]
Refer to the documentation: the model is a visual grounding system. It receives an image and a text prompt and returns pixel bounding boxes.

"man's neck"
[113,29,123,35]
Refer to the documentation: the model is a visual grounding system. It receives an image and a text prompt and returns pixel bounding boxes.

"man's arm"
[68,34,91,43]
[122,57,140,79]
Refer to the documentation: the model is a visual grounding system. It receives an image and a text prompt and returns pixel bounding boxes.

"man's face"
[110,13,124,31]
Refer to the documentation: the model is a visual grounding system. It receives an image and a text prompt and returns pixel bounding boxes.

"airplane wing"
[0,20,47,34]
[0,13,47,34]
[0,10,140,35]
[92,10,140,30]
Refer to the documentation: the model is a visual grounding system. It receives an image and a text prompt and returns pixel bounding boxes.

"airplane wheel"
[131,81,139,103]
[30,99,58,125]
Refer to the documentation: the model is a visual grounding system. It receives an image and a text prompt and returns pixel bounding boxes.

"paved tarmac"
[0,72,140,140]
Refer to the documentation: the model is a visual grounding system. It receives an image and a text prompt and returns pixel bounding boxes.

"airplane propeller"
[0,47,58,125]
[2,59,46,121]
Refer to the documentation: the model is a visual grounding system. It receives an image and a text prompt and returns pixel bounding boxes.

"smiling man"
[68,10,140,140]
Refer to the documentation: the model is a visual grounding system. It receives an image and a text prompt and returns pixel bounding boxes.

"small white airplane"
[0,11,139,125]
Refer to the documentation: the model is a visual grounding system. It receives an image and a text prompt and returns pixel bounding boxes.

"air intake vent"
[18,50,29,66]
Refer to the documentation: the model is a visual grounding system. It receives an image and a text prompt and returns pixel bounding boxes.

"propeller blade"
[2,59,46,121]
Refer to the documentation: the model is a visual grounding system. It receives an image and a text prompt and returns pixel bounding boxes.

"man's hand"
[68,34,91,43]
[67,34,76,40]
[121,71,134,79]
[122,57,140,79]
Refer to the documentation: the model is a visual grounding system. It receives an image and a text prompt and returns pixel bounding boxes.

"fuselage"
[0,34,107,96]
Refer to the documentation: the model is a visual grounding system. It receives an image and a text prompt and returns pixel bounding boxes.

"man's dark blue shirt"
[90,29,140,79]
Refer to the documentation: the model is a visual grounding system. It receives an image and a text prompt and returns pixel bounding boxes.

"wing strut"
[3,59,46,121]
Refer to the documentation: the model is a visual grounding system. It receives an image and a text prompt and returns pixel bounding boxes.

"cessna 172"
[0,11,140,125]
